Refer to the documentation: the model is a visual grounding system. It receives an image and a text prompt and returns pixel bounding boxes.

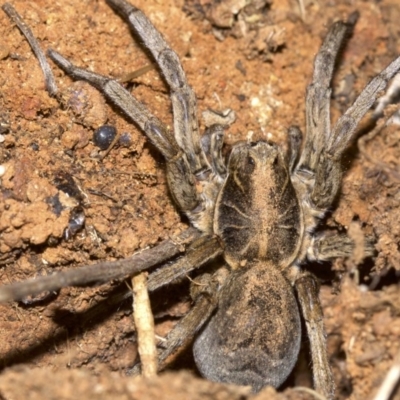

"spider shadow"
[1,275,197,374]
[0,282,132,371]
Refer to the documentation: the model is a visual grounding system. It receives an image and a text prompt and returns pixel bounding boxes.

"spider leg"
[131,271,222,375]
[157,271,221,370]
[105,0,209,175]
[48,50,200,213]
[307,232,375,262]
[114,234,222,308]
[47,49,177,162]
[200,107,235,176]
[0,228,203,303]
[295,272,334,400]
[295,17,400,210]
[2,3,58,96]
[200,124,227,177]
[287,126,303,172]
[146,235,222,292]
[312,54,400,208]
[296,21,351,175]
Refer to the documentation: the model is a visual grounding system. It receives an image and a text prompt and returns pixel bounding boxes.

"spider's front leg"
[295,17,400,211]
[48,49,200,214]
[48,0,209,214]
[105,0,209,173]
[48,0,230,232]
[289,15,400,400]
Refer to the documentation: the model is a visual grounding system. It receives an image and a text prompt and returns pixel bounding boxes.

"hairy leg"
[130,270,222,375]
[287,126,302,172]
[0,228,206,303]
[295,272,334,400]
[296,20,351,175]
[308,232,375,262]
[106,0,209,175]
[48,50,201,212]
[312,53,400,209]
[2,3,58,96]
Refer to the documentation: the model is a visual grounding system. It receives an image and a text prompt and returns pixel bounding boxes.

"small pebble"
[30,142,39,151]
[119,132,132,147]
[93,125,117,150]
[0,165,5,177]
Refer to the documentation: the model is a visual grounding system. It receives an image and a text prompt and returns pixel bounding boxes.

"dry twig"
[132,272,157,377]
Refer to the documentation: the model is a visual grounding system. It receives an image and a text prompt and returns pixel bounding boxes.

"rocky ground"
[0,0,399,399]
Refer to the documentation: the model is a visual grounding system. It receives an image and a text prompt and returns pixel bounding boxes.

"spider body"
[215,141,302,269]
[194,140,303,390]
[2,1,400,399]
[193,260,301,392]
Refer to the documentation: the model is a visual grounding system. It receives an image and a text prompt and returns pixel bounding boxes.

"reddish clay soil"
[0,0,400,399]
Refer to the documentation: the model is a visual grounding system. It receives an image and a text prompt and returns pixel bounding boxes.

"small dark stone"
[119,132,132,147]
[30,142,39,151]
[93,125,117,150]
[64,207,85,240]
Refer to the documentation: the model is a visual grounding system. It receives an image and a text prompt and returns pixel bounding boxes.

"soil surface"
[0,0,400,399]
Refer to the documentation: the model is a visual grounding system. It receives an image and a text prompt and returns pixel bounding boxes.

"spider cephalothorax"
[215,141,302,269]
[1,1,400,399]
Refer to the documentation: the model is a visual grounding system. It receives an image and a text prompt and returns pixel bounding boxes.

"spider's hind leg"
[129,268,224,376]
[295,272,334,400]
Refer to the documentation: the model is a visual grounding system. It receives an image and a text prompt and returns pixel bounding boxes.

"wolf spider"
[2,0,400,398]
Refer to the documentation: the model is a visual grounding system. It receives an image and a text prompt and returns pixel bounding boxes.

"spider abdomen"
[193,261,301,392]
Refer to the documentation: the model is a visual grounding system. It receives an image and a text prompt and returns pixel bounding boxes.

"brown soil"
[0,0,400,399]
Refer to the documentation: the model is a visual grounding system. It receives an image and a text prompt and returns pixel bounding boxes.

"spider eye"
[244,156,255,174]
